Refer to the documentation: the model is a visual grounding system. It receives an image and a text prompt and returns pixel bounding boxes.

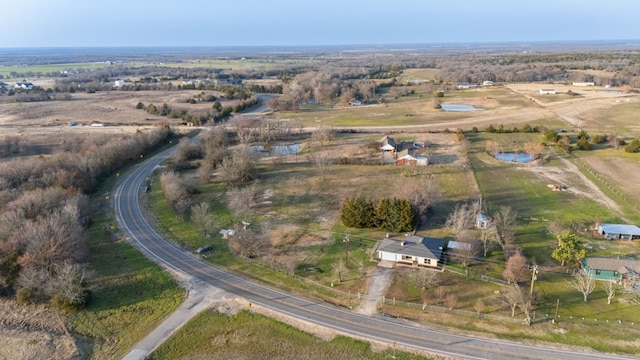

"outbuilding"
[596,223,640,240]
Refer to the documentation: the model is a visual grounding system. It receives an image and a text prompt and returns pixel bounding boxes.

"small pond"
[440,103,484,112]
[495,152,533,163]
[252,144,300,157]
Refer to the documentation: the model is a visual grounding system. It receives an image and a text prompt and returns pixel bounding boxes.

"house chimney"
[400,240,405,247]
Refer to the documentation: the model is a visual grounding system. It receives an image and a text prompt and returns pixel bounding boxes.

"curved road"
[115,146,633,360]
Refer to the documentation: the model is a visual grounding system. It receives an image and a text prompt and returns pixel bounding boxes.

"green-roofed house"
[582,257,640,292]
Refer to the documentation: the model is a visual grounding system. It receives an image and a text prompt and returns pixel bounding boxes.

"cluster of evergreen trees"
[339,197,415,233]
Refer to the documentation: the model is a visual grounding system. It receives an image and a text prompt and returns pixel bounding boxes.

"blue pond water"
[251,144,300,157]
[440,103,484,112]
[495,152,533,163]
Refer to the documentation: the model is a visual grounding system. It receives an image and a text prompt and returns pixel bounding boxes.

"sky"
[2,0,640,48]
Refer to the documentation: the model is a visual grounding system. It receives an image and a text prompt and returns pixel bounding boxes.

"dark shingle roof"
[378,235,444,260]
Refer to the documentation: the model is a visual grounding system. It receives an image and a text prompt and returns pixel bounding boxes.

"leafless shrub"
[218,145,257,185]
[502,250,529,284]
[160,171,192,218]
[227,181,260,218]
[229,224,270,259]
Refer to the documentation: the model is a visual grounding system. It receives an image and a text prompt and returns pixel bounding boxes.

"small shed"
[596,223,640,240]
[476,214,489,229]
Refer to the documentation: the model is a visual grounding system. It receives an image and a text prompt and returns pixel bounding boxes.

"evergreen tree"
[551,231,587,266]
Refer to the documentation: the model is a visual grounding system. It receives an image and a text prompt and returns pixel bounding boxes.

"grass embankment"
[148,309,429,360]
[67,210,184,359]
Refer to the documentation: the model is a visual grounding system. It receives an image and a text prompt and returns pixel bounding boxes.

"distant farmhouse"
[15,80,33,90]
[376,235,445,268]
[572,82,595,86]
[396,149,428,166]
[379,135,429,166]
[539,88,556,95]
[349,98,364,106]
[456,82,479,89]
[596,223,640,240]
[114,79,125,87]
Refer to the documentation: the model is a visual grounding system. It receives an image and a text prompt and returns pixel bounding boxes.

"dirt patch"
[0,299,82,360]
[521,156,621,213]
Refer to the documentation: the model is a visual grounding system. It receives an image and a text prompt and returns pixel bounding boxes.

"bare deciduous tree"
[499,284,529,317]
[445,204,475,233]
[568,269,596,302]
[480,220,498,257]
[218,145,257,185]
[229,224,269,259]
[493,205,517,254]
[227,181,260,218]
[308,151,331,181]
[191,202,213,237]
[485,140,500,157]
[523,142,546,159]
[397,178,439,225]
[311,125,336,148]
[602,281,617,305]
[502,251,529,284]
[49,261,93,307]
[546,221,566,238]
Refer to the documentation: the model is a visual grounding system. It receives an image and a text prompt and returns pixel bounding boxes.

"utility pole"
[553,298,560,324]
[343,234,351,266]
[530,265,539,297]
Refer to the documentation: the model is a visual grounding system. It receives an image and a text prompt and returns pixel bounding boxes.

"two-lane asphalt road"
[115,145,633,360]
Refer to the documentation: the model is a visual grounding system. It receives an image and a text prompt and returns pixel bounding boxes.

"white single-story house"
[539,88,556,95]
[476,214,489,229]
[572,82,595,86]
[114,79,125,87]
[482,80,494,86]
[596,223,640,240]
[376,235,445,268]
